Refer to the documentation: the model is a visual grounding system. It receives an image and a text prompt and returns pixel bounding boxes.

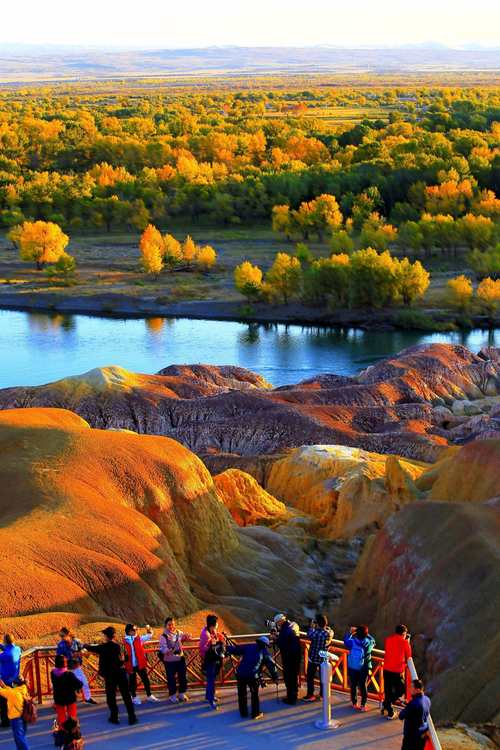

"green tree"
[266,252,302,304]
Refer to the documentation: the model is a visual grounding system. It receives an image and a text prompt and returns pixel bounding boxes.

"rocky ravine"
[0,344,499,462]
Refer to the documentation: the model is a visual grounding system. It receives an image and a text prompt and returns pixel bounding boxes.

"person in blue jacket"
[343,624,376,711]
[0,634,21,728]
[228,636,279,720]
[399,679,431,750]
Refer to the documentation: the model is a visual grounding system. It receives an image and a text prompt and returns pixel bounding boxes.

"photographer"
[344,624,375,711]
[383,624,412,719]
[303,614,333,702]
[228,636,278,720]
[159,617,192,704]
[272,613,301,706]
[199,614,225,710]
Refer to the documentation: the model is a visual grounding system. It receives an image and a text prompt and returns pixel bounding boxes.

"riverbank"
[0,289,498,330]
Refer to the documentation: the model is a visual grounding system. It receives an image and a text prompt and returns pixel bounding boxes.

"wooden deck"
[0,687,404,750]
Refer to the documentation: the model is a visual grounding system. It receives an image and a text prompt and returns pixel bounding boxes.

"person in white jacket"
[159,618,192,704]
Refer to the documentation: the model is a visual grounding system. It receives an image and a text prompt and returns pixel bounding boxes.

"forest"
[0,76,499,321]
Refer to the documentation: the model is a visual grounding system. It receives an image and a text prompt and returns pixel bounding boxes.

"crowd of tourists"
[0,615,431,750]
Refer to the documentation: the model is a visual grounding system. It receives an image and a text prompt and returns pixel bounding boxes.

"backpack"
[22,697,37,724]
[348,639,366,671]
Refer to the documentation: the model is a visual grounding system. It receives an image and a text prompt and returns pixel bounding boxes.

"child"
[51,656,83,727]
[60,718,83,750]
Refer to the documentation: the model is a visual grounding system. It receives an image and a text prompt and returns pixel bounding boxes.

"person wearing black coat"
[84,627,137,726]
[228,637,279,720]
[50,656,83,726]
[274,613,301,705]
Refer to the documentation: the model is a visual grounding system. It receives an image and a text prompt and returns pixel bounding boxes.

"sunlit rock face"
[0,345,498,462]
[338,441,500,724]
[265,444,427,539]
[213,468,288,527]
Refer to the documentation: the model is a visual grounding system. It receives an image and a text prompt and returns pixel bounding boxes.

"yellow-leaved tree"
[476,277,500,315]
[266,252,302,304]
[182,235,197,265]
[139,223,164,275]
[395,257,430,305]
[234,261,263,300]
[18,220,69,269]
[163,233,183,269]
[195,245,217,270]
[447,275,473,311]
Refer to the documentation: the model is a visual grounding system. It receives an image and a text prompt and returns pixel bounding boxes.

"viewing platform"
[0,687,403,749]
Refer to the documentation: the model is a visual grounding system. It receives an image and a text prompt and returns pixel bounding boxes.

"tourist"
[383,624,412,719]
[0,676,30,750]
[303,614,333,701]
[56,627,97,705]
[344,624,376,711]
[199,614,225,710]
[399,679,431,750]
[84,627,137,726]
[273,613,301,706]
[159,617,192,704]
[123,624,159,705]
[0,634,21,728]
[58,717,83,750]
[50,656,83,726]
[228,636,279,720]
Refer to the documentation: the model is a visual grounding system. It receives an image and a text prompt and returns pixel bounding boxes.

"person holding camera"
[273,613,301,706]
[383,624,412,719]
[344,624,376,711]
[199,614,225,710]
[398,679,431,750]
[303,615,333,702]
[159,618,192,704]
[227,636,279,720]
[123,624,159,706]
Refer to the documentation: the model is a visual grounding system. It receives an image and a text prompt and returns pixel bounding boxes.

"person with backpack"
[56,628,97,706]
[0,634,22,728]
[344,625,376,711]
[84,627,137,726]
[227,636,279,720]
[123,624,159,706]
[383,624,412,719]
[50,656,83,726]
[0,676,31,750]
[199,615,225,710]
[159,618,192,704]
[303,615,333,702]
[399,679,431,750]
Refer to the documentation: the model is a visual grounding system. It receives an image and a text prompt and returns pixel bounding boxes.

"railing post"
[34,650,43,705]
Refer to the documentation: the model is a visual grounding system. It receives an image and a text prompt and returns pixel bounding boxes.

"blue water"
[1,309,498,389]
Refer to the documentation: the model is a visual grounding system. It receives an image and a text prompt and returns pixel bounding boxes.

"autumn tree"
[182,235,197,265]
[359,213,398,251]
[272,205,292,239]
[195,245,217,270]
[476,277,500,316]
[395,257,430,305]
[266,253,302,304]
[447,275,473,311]
[349,248,399,308]
[139,223,164,275]
[18,220,69,269]
[304,254,351,307]
[163,233,183,269]
[330,230,354,255]
[234,261,263,301]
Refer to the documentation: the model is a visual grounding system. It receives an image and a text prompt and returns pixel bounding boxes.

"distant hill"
[0,45,499,82]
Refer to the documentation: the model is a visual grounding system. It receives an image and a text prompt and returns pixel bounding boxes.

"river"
[1,309,498,389]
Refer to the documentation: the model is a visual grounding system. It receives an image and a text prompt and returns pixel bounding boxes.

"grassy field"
[0,227,474,312]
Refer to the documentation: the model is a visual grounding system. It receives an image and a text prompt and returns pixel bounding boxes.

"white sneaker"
[168,695,178,704]
[147,695,160,703]
[132,697,142,706]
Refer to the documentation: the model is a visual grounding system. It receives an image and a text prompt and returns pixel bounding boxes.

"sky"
[2,0,499,49]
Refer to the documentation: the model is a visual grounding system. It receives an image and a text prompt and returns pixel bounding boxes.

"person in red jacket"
[382,624,412,719]
[123,625,159,706]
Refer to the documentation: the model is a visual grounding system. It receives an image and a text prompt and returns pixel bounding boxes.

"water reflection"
[0,309,498,389]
